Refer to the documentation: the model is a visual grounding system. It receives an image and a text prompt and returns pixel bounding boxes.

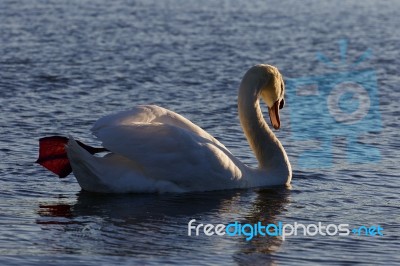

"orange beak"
[268,100,281,130]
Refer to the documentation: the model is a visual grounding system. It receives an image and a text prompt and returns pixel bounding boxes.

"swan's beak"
[268,100,281,130]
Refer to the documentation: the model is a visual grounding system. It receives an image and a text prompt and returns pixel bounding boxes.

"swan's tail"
[66,138,112,192]
[66,138,184,193]
[36,136,107,178]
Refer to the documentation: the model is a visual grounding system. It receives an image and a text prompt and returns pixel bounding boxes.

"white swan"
[37,64,291,193]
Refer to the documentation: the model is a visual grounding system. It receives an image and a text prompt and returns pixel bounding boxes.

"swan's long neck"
[238,76,288,171]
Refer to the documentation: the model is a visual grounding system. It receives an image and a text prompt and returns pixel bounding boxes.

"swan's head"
[245,64,285,129]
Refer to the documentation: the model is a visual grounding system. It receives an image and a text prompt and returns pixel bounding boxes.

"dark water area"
[0,0,399,265]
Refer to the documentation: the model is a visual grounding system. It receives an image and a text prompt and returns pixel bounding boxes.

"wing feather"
[91,105,244,190]
[92,105,221,145]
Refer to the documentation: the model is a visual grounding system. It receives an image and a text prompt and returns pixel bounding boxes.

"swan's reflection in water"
[233,188,291,266]
[37,188,290,263]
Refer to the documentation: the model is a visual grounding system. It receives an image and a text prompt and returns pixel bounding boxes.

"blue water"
[1,0,399,265]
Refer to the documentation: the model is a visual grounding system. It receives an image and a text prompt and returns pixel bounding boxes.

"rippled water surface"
[1,0,399,265]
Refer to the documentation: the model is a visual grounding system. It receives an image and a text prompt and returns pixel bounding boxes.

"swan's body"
[46,65,291,193]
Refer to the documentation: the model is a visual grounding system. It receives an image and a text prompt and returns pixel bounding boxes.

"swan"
[36,64,291,193]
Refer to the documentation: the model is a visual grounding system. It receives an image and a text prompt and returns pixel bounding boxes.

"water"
[1,0,399,264]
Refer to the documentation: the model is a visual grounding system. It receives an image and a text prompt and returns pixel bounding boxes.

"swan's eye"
[279,99,285,109]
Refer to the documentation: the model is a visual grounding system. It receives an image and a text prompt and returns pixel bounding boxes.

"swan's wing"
[91,105,244,191]
[92,105,226,150]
